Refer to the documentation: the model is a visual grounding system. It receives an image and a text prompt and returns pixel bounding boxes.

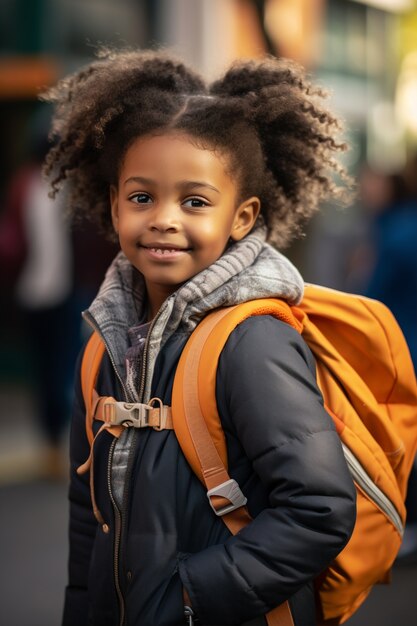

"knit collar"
[84,226,304,401]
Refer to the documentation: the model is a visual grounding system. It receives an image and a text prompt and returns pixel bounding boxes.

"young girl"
[44,50,356,626]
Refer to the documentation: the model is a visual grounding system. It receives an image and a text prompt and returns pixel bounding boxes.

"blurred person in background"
[354,160,417,563]
[359,165,417,367]
[0,106,76,478]
[0,106,118,479]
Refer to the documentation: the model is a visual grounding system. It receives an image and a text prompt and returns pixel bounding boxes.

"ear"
[230,196,261,241]
[110,185,119,233]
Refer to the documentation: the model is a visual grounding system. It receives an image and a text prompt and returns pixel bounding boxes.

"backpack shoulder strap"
[81,330,106,446]
[172,298,302,485]
[172,298,298,626]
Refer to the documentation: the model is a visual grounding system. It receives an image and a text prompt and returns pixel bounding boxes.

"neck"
[145,281,177,320]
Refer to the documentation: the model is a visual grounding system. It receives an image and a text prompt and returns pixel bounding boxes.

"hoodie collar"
[84,226,304,401]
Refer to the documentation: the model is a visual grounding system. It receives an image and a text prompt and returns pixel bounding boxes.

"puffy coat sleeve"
[178,315,356,625]
[62,349,98,626]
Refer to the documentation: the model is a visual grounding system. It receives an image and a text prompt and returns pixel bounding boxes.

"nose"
[149,202,179,233]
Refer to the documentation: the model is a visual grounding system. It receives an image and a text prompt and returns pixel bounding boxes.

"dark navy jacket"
[63,315,356,626]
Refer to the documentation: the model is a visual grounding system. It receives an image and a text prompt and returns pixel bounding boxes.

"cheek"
[193,216,234,245]
[117,212,141,239]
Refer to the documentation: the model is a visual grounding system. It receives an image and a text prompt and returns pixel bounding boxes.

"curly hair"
[43,48,350,248]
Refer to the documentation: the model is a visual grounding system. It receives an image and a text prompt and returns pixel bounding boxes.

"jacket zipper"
[83,310,159,626]
[107,437,125,626]
[138,314,158,402]
[114,319,156,626]
[341,443,404,536]
[83,313,130,626]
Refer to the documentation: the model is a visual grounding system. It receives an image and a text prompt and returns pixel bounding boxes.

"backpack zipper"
[341,443,404,537]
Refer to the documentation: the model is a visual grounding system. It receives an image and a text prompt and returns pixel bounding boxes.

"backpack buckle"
[104,400,152,428]
[207,479,247,516]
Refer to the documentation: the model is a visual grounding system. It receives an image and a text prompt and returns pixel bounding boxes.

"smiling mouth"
[140,244,191,259]
[146,246,189,255]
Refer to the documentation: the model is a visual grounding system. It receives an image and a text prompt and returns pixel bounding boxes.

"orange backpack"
[80,284,417,626]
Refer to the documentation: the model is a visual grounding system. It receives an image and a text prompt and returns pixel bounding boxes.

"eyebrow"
[124,176,220,194]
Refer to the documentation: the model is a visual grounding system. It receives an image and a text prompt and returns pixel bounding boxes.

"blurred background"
[0,1,416,625]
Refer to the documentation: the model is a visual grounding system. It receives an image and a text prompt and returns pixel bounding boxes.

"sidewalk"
[0,479,68,626]
[0,383,68,626]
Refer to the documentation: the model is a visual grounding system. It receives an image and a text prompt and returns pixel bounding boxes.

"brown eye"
[183,197,207,208]
[130,193,152,204]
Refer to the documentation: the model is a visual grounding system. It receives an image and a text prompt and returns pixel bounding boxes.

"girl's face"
[111,132,260,316]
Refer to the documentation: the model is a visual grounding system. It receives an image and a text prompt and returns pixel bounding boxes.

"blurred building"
[1,0,416,277]
[1,0,417,367]
[1,0,416,179]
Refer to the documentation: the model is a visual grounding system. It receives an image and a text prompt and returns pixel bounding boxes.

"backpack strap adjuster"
[102,397,173,430]
[206,479,247,516]
[104,400,150,427]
